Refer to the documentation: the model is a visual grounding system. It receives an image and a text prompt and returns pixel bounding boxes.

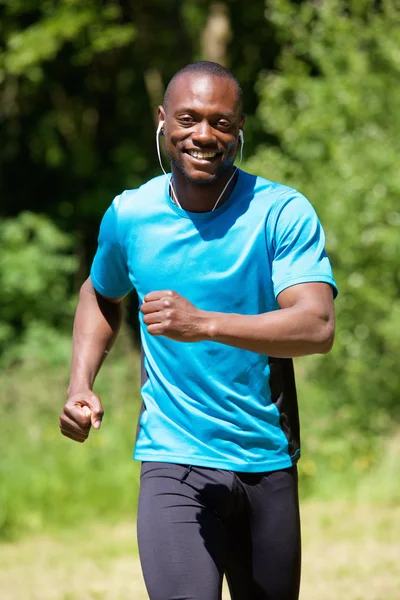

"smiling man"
[60,62,337,600]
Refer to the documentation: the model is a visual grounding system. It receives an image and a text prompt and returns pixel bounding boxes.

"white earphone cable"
[210,167,238,211]
[211,133,243,211]
[156,122,182,208]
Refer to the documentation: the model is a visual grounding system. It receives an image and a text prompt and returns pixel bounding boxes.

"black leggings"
[137,462,301,600]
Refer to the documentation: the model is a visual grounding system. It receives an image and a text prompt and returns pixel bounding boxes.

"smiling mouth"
[186,149,220,160]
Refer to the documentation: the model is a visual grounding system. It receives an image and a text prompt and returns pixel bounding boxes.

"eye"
[177,116,196,127]
[216,119,232,130]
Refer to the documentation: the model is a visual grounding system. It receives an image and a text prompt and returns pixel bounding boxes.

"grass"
[1,502,400,599]
[0,332,143,539]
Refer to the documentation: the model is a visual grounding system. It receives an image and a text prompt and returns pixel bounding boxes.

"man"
[60,61,337,600]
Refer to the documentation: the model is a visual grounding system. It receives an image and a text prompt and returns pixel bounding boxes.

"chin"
[172,159,232,185]
[186,171,220,185]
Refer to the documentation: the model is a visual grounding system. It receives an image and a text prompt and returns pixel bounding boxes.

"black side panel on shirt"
[268,357,301,462]
[135,347,147,443]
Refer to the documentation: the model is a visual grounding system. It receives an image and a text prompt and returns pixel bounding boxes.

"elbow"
[316,319,335,354]
[318,333,334,354]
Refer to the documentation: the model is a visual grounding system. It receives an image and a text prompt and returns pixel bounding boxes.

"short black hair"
[163,61,243,113]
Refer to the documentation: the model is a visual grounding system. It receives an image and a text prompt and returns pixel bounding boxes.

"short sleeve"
[90,196,134,298]
[269,192,338,299]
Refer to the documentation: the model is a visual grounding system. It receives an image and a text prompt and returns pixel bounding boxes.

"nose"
[191,120,216,146]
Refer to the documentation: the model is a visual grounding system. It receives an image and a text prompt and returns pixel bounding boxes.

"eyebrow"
[174,107,236,120]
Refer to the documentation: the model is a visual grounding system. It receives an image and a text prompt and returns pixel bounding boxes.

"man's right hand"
[59,392,104,443]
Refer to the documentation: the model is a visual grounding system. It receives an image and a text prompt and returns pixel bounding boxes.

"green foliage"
[2,0,135,81]
[0,335,141,540]
[0,0,276,231]
[0,212,77,363]
[0,0,198,233]
[296,370,400,502]
[248,0,400,430]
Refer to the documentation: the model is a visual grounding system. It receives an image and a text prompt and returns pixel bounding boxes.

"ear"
[158,105,166,132]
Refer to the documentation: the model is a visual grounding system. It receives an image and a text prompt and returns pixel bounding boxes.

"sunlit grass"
[1,503,400,600]
[0,330,142,540]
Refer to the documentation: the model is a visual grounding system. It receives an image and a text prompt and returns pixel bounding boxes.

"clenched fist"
[140,290,212,342]
[59,391,104,443]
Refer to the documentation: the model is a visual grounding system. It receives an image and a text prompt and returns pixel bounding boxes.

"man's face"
[159,73,244,184]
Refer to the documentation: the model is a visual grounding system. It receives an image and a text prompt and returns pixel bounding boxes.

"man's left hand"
[140,290,211,342]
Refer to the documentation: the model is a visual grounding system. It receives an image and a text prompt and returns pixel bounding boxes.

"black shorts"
[137,461,301,600]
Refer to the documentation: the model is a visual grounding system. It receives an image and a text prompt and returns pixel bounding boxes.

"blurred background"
[1,1,400,598]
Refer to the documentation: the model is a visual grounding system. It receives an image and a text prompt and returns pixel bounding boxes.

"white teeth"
[188,150,217,159]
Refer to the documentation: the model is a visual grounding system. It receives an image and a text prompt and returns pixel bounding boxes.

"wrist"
[67,382,93,399]
[197,310,219,341]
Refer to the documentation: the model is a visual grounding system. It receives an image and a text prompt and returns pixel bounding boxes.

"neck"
[170,165,238,213]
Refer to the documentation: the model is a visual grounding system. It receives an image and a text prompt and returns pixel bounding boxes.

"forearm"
[68,278,123,396]
[203,305,334,358]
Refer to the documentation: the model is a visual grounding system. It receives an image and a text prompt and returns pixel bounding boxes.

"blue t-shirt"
[91,170,337,472]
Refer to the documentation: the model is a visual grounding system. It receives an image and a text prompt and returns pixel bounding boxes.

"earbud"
[237,130,244,166]
[157,121,164,136]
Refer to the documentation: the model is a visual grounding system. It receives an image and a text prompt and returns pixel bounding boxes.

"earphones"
[156,121,244,211]
[156,119,181,206]
[238,130,244,162]
[157,120,164,137]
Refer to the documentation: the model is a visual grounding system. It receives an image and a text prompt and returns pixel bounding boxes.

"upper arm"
[90,195,134,299]
[269,191,338,301]
[81,276,126,304]
[277,282,335,321]
[277,282,335,352]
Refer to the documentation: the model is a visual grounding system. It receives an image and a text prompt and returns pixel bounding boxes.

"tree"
[0,212,77,364]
